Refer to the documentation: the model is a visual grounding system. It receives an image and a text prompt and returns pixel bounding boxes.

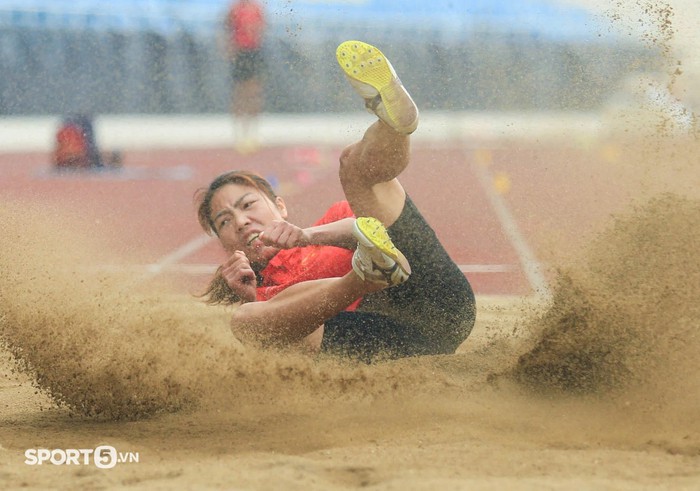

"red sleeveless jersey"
[257,201,360,309]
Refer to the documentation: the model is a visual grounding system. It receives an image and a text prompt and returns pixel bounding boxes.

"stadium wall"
[0,25,658,116]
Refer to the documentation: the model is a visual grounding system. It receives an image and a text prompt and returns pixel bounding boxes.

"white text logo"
[24,446,139,468]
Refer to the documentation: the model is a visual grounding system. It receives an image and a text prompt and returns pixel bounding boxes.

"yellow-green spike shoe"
[351,217,411,286]
[336,40,419,134]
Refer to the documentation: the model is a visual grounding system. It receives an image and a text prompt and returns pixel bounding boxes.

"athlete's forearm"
[230,274,377,346]
[303,218,356,249]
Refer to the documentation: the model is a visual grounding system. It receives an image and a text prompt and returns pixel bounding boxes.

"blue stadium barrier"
[0,0,607,42]
[0,0,652,115]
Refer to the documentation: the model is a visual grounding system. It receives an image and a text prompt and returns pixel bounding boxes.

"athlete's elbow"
[229,305,282,347]
[230,306,261,344]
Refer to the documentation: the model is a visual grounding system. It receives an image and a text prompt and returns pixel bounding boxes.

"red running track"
[0,143,538,297]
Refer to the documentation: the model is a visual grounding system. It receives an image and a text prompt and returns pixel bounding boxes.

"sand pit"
[2,128,699,488]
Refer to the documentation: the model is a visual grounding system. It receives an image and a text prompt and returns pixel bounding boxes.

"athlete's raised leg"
[335,40,419,227]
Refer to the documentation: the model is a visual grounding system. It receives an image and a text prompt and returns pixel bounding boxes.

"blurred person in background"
[195,41,476,362]
[223,0,266,153]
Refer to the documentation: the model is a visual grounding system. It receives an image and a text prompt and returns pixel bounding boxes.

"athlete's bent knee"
[339,144,364,185]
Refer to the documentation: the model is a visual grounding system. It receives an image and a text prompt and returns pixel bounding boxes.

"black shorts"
[321,196,476,362]
[231,49,264,82]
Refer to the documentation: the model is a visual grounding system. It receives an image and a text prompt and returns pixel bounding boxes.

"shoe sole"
[336,41,414,132]
[354,217,411,276]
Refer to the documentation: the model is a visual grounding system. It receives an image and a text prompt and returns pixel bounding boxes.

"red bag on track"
[55,121,91,168]
[54,115,110,169]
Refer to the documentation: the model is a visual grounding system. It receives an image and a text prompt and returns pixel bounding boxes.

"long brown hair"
[193,170,276,305]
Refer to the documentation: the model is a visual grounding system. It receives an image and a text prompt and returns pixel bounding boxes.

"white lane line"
[134,233,214,282]
[465,147,551,300]
[459,264,516,273]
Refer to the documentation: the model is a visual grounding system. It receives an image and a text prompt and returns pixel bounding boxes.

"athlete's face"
[209,183,288,266]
